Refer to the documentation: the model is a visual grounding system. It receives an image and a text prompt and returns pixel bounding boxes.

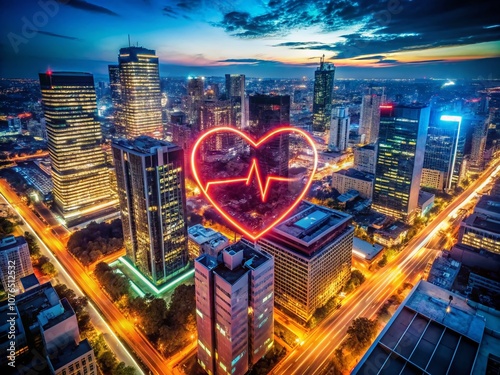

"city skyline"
[1,0,500,79]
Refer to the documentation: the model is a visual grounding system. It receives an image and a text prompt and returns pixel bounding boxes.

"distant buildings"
[112,136,189,287]
[0,235,33,294]
[331,168,374,200]
[353,280,489,375]
[312,56,335,133]
[195,241,274,375]
[353,143,377,174]
[187,76,205,131]
[0,276,96,374]
[108,64,122,132]
[39,71,115,225]
[255,201,353,323]
[469,115,488,173]
[328,106,350,152]
[225,74,246,128]
[372,104,430,223]
[358,87,384,144]
[118,46,162,138]
[421,115,462,192]
[248,94,290,177]
[188,224,229,259]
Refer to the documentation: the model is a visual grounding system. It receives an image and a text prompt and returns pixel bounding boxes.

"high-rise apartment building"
[372,104,429,223]
[225,74,246,128]
[312,56,335,133]
[39,71,115,225]
[328,106,350,152]
[255,201,353,323]
[118,46,162,138]
[421,115,462,192]
[248,94,290,177]
[0,235,33,294]
[112,136,189,287]
[358,87,385,144]
[195,241,274,375]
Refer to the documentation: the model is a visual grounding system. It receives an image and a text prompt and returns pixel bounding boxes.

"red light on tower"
[46,68,52,75]
[380,105,393,109]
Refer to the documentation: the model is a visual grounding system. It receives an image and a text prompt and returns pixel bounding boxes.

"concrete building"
[417,190,435,217]
[195,241,274,375]
[468,115,488,173]
[358,87,384,144]
[188,224,229,259]
[353,143,377,174]
[331,168,374,199]
[112,136,189,288]
[373,104,430,223]
[425,253,461,290]
[352,237,384,261]
[328,107,349,152]
[353,280,487,375]
[0,235,33,294]
[256,201,353,323]
[225,74,246,128]
[312,56,335,133]
[458,213,500,255]
[373,221,411,248]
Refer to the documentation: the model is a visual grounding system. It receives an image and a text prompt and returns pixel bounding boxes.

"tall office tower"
[39,71,115,225]
[0,235,33,294]
[353,280,487,375]
[199,99,238,153]
[112,136,189,287]
[248,94,290,177]
[421,115,462,192]
[108,64,123,133]
[118,46,162,138]
[353,143,377,174]
[328,106,350,152]
[358,87,385,144]
[256,201,353,323]
[469,115,488,173]
[187,76,205,131]
[372,104,430,224]
[312,55,335,133]
[195,241,274,375]
[225,74,246,128]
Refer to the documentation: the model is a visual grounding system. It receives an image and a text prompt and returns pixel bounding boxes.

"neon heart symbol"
[191,126,318,240]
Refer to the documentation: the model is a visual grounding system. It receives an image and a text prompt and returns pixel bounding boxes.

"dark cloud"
[57,0,119,16]
[217,0,499,60]
[354,55,386,60]
[37,31,80,40]
[217,58,279,64]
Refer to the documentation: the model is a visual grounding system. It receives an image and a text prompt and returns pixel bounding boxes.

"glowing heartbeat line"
[204,158,296,202]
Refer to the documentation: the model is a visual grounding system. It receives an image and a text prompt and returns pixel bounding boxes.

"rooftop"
[418,190,435,206]
[463,213,500,235]
[353,280,486,375]
[0,235,27,251]
[39,298,75,331]
[188,224,228,248]
[358,143,376,151]
[20,273,40,291]
[112,136,180,155]
[427,254,461,290]
[352,237,384,261]
[375,221,411,238]
[475,194,500,219]
[48,338,93,371]
[334,168,374,182]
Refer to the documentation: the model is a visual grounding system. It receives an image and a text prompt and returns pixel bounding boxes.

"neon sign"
[191,126,318,240]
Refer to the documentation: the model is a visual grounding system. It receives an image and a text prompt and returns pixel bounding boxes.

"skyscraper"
[112,136,189,287]
[108,64,123,134]
[195,241,274,375]
[328,106,350,152]
[358,87,385,144]
[372,104,430,223]
[39,71,115,225]
[118,46,162,138]
[248,94,290,177]
[469,115,488,173]
[225,74,246,128]
[0,235,33,294]
[187,76,205,131]
[421,115,462,192]
[256,201,353,323]
[312,56,335,133]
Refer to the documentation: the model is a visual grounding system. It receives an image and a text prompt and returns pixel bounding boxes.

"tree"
[112,362,136,375]
[24,231,41,258]
[41,261,57,277]
[167,284,196,327]
[143,298,167,336]
[345,318,378,354]
[54,284,88,314]
[99,351,118,373]
[378,254,388,268]
[94,262,129,301]
[0,218,15,236]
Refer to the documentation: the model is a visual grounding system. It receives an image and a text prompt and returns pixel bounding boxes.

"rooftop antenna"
[128,34,131,47]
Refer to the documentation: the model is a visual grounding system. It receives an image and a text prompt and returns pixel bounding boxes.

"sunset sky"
[1,0,499,78]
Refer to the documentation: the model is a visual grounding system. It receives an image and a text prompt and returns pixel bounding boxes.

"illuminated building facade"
[372,104,429,224]
[39,71,115,225]
[358,87,385,144]
[312,56,335,133]
[255,201,353,323]
[421,115,462,192]
[328,106,350,152]
[353,143,377,174]
[225,74,246,128]
[112,136,189,287]
[118,46,162,138]
[187,76,205,131]
[0,235,33,294]
[108,64,123,134]
[248,94,290,177]
[469,115,488,173]
[195,241,274,375]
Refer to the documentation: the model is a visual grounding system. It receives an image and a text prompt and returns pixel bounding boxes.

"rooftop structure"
[352,237,384,261]
[426,253,461,290]
[188,224,229,258]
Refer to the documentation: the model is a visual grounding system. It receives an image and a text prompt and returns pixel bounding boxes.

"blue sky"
[1,0,499,79]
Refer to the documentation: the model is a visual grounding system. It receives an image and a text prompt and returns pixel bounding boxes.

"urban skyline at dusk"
[1,0,500,79]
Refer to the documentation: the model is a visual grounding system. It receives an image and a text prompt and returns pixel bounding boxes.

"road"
[0,179,172,375]
[272,160,500,375]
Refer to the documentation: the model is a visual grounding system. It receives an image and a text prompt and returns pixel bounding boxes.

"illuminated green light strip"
[129,280,146,298]
[118,257,194,295]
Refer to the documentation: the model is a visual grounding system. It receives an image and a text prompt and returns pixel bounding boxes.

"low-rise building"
[352,237,384,261]
[425,253,461,290]
[331,168,374,199]
[373,221,410,248]
[417,190,435,217]
[188,224,229,259]
[458,213,500,255]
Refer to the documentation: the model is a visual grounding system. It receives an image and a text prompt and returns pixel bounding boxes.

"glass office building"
[312,56,335,133]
